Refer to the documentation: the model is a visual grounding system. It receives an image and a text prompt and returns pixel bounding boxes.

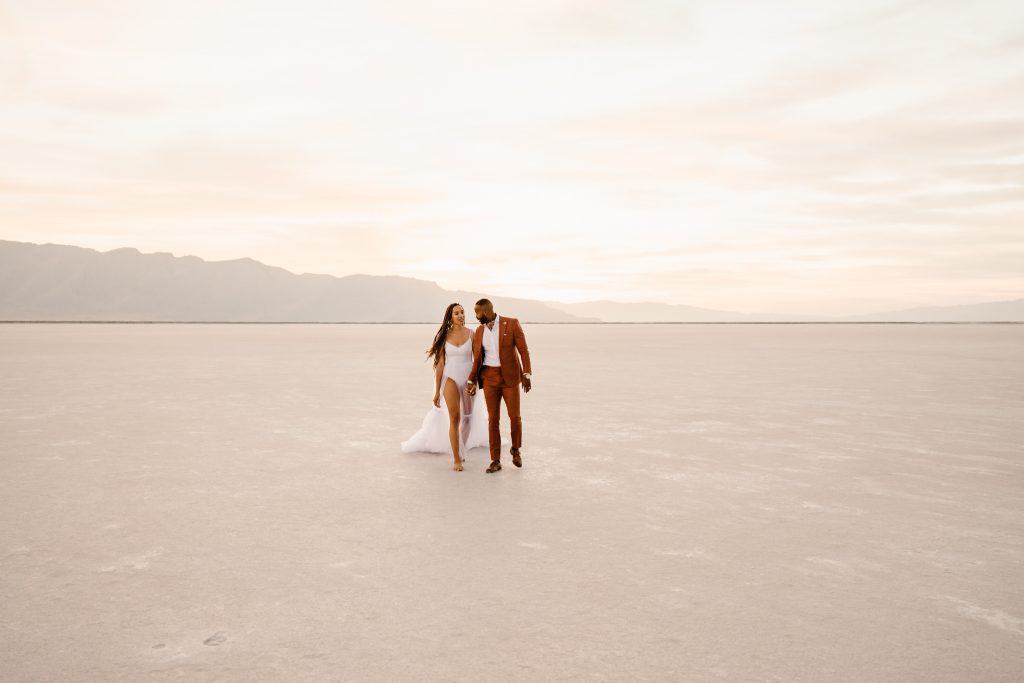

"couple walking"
[401,299,532,472]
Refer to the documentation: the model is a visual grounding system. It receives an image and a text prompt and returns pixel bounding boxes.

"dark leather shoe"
[486,460,502,473]
[511,449,522,468]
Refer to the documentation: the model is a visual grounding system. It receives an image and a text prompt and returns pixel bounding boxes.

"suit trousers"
[481,365,522,462]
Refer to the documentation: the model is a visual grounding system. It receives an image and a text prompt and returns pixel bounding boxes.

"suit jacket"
[469,315,532,389]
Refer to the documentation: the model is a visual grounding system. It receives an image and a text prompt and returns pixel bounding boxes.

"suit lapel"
[500,318,509,360]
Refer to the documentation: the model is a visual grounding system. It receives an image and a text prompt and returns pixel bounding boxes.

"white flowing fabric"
[401,337,488,455]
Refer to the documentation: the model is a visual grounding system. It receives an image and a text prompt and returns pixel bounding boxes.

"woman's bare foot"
[453,457,463,471]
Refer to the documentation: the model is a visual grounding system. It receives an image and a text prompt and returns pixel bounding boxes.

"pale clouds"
[0,0,1022,314]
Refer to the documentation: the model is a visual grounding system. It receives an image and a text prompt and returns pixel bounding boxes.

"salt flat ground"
[1,323,1022,681]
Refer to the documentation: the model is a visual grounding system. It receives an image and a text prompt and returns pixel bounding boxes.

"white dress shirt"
[482,314,501,367]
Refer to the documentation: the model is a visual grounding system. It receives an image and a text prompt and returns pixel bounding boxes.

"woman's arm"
[466,328,481,395]
[432,349,444,407]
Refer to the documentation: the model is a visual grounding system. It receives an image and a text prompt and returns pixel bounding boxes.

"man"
[466,299,532,473]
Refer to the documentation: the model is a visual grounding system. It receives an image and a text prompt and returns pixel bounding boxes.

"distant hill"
[0,240,595,322]
[543,299,833,322]
[545,300,743,322]
[1,240,1019,322]
[843,298,1024,322]
[545,298,1024,322]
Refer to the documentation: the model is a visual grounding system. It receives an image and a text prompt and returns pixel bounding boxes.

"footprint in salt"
[203,632,227,646]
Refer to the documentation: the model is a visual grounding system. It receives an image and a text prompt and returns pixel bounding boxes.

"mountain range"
[1,240,1020,322]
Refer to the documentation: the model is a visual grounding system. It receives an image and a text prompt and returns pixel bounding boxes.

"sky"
[1,0,1023,315]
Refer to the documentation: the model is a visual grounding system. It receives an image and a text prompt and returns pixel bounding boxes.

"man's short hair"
[475,298,492,307]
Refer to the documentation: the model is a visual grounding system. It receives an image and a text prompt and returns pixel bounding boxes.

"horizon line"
[2,321,1021,326]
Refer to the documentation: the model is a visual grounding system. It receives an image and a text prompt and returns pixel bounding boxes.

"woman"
[401,303,487,470]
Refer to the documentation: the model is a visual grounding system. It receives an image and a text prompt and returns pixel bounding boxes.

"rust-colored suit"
[468,315,532,463]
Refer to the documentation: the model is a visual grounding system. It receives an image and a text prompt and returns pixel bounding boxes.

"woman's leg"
[442,377,463,470]
[459,383,473,450]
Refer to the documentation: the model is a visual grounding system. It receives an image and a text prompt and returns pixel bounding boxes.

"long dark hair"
[427,302,461,368]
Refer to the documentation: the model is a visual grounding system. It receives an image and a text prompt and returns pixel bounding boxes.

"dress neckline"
[446,337,471,348]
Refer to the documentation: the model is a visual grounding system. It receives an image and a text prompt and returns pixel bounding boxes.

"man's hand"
[466,382,476,396]
[522,377,531,393]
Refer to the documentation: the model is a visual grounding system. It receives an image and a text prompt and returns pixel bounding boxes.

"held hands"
[463,378,530,394]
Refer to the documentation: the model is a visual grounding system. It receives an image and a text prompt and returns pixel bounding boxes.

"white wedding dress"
[401,336,488,456]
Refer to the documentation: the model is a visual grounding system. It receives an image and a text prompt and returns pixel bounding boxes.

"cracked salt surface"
[1,322,1022,680]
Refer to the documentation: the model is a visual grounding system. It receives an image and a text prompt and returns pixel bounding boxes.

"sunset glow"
[2,0,1022,314]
